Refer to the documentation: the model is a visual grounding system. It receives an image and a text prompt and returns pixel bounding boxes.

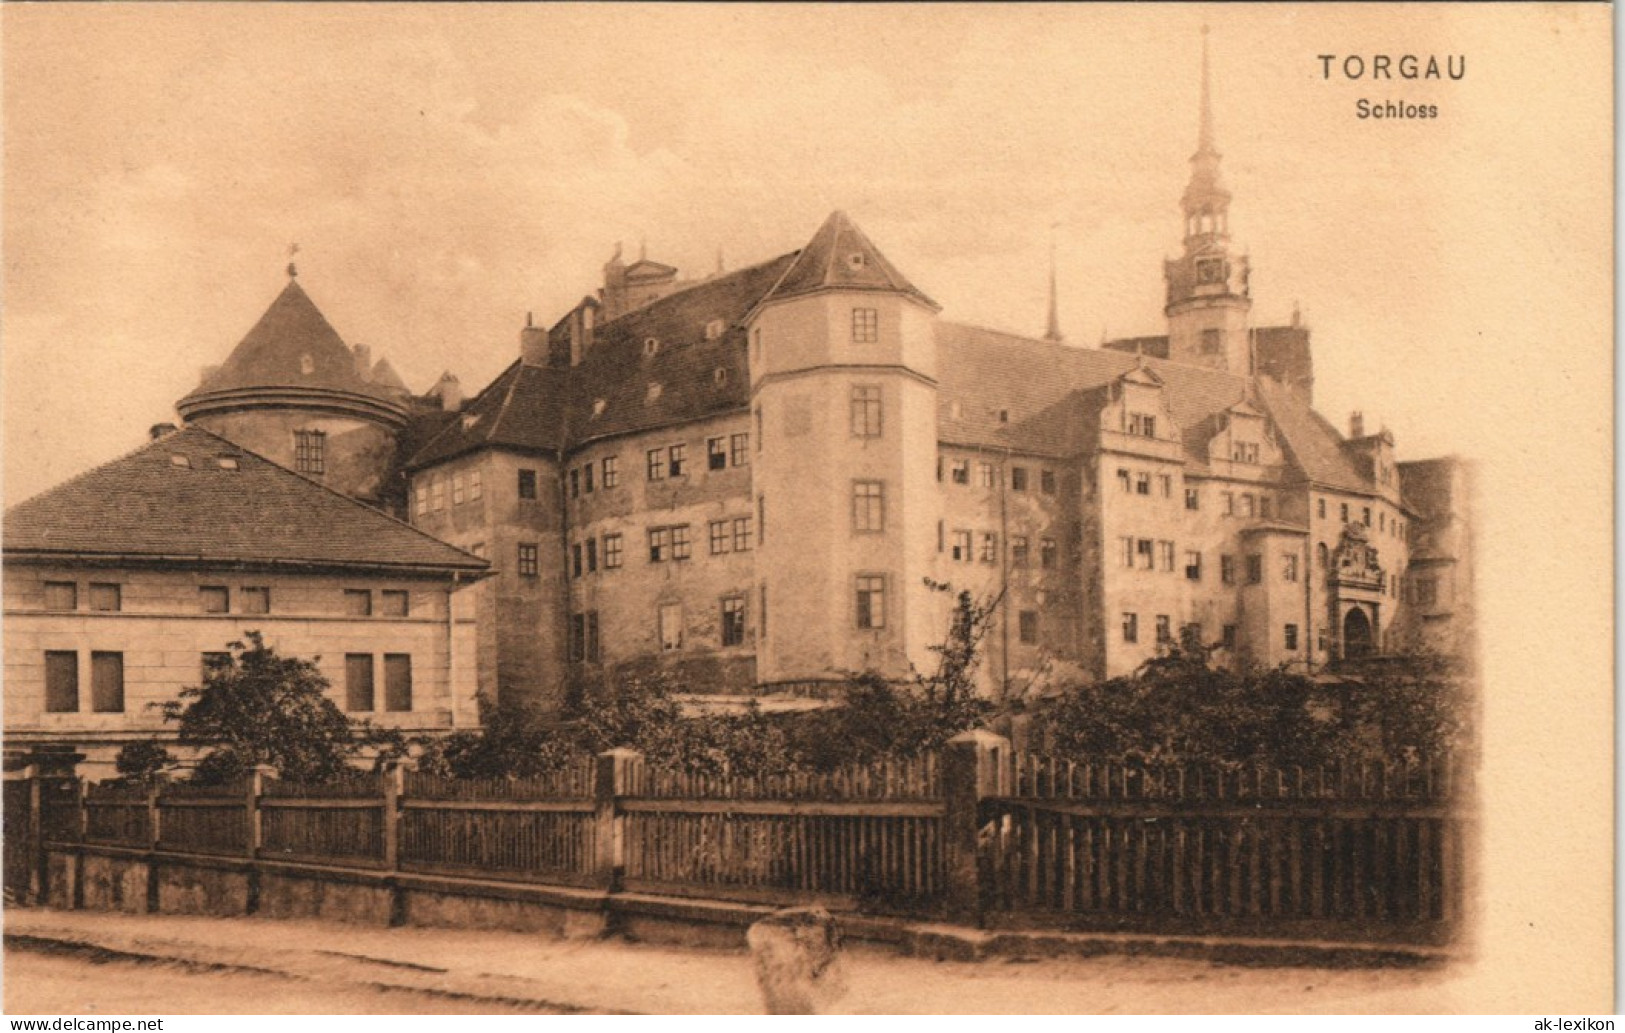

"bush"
[114,740,173,782]
[158,632,398,785]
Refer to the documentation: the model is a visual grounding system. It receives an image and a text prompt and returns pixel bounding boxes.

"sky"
[0,4,1615,1004]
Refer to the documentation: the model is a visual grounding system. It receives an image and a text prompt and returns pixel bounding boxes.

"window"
[1340,502,1350,523]
[518,469,538,500]
[240,586,270,615]
[1018,611,1038,645]
[952,530,972,562]
[647,449,665,481]
[668,444,687,477]
[1185,487,1200,510]
[602,457,619,488]
[1041,469,1057,495]
[721,597,747,647]
[294,430,326,475]
[1221,555,1236,584]
[45,651,78,713]
[1119,536,1135,568]
[1200,328,1222,353]
[671,525,691,560]
[951,460,970,485]
[850,386,882,438]
[731,433,749,466]
[1378,511,1386,531]
[658,603,683,652]
[1182,622,1202,645]
[384,655,412,712]
[1282,553,1299,582]
[343,589,372,616]
[710,521,731,555]
[1246,554,1263,584]
[1412,577,1438,607]
[1157,540,1175,572]
[380,590,409,617]
[1136,539,1154,570]
[708,437,728,471]
[570,614,587,662]
[1185,550,1202,581]
[1158,474,1173,498]
[1222,624,1238,650]
[852,481,885,532]
[1041,537,1058,569]
[1010,536,1030,567]
[1317,542,1329,568]
[571,543,583,578]
[1317,498,1326,519]
[649,528,670,562]
[1155,615,1172,644]
[1011,467,1028,491]
[568,469,580,498]
[760,584,768,639]
[851,307,879,343]
[733,517,753,551]
[1240,494,1255,518]
[518,543,540,577]
[1134,472,1151,496]
[1284,624,1299,651]
[415,483,429,516]
[88,583,120,612]
[604,534,623,569]
[585,611,600,662]
[469,471,484,500]
[1222,491,1235,516]
[431,477,446,511]
[455,473,469,505]
[1128,413,1156,437]
[1122,613,1138,643]
[1232,441,1259,464]
[979,532,998,564]
[1362,506,1372,526]
[978,463,995,488]
[201,586,230,614]
[586,539,598,573]
[855,575,886,629]
[755,407,764,451]
[758,495,766,544]
[345,654,374,712]
[44,581,77,611]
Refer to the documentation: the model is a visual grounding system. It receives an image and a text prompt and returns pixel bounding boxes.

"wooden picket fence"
[32,740,1467,945]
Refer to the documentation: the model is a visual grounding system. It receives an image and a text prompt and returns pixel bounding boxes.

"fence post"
[594,748,639,892]
[247,765,275,859]
[145,774,167,914]
[383,760,410,872]
[942,729,1010,925]
[25,764,44,905]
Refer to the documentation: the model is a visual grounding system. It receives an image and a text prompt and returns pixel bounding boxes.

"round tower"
[1164,29,1253,373]
[176,269,408,502]
[746,212,943,687]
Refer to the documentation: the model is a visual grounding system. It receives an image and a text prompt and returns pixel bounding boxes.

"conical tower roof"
[178,277,407,423]
[757,211,938,311]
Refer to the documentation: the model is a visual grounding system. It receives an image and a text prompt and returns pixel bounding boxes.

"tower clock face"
[1196,257,1226,285]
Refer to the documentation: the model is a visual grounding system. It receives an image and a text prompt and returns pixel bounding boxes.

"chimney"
[1349,411,1365,439]
[435,373,462,412]
[353,343,372,381]
[149,422,178,441]
[520,312,549,366]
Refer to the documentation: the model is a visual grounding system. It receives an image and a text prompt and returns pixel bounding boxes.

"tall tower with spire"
[1044,224,1064,343]
[1164,28,1252,373]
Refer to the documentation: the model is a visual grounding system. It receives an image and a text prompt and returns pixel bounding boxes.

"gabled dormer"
[1341,411,1400,498]
[1098,363,1182,461]
[1207,398,1283,471]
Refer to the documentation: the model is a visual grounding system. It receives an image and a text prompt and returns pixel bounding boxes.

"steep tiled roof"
[405,361,570,469]
[180,279,397,405]
[1254,378,1368,492]
[756,211,937,311]
[6,427,487,575]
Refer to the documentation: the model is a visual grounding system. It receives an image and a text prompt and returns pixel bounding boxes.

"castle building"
[27,53,1470,718]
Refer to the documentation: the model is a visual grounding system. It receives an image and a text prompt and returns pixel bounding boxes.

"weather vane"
[287,243,300,279]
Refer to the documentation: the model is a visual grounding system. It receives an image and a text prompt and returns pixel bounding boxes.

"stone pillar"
[941,729,1010,925]
[382,760,411,872]
[593,748,639,890]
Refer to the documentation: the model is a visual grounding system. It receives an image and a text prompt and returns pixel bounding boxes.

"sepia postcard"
[0,2,1612,1018]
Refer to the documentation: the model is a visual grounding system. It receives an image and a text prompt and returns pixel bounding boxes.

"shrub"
[113,740,173,783]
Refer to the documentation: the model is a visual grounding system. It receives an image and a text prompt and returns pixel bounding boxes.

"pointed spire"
[1043,223,1063,342]
[1182,25,1230,224]
[1197,25,1217,159]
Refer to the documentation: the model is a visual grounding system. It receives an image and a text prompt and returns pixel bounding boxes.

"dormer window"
[997,409,1010,424]
[300,353,315,375]
[1201,329,1222,354]
[170,454,191,468]
[1127,413,1156,438]
[215,457,239,470]
[646,383,663,402]
[713,368,729,386]
[592,399,607,418]
[704,319,725,341]
[847,252,867,270]
[1231,441,1260,464]
[294,429,326,475]
[461,414,480,431]
[851,308,879,343]
[644,337,660,356]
